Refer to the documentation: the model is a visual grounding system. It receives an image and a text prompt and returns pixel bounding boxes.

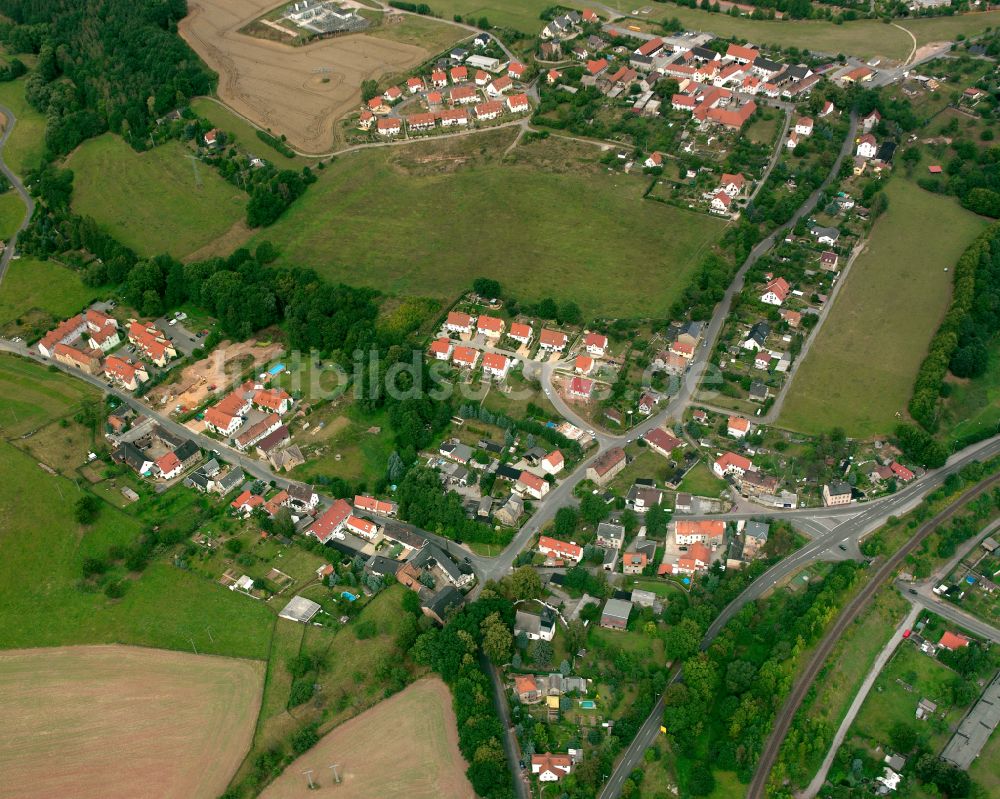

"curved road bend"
[747,472,1000,799]
[0,104,36,288]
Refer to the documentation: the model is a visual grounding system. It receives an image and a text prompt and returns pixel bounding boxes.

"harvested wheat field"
[0,645,265,799]
[181,0,453,153]
[260,677,474,799]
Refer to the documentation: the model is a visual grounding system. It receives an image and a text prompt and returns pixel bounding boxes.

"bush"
[288,678,314,707]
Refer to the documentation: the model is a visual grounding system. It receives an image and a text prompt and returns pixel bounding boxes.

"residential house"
[406,76,424,93]
[53,343,102,375]
[938,631,970,651]
[673,519,725,547]
[742,321,770,351]
[713,452,752,479]
[643,427,682,458]
[104,355,148,391]
[711,191,732,213]
[515,674,541,704]
[428,337,453,360]
[517,471,550,500]
[452,346,480,369]
[234,412,281,451]
[568,376,593,399]
[586,447,626,485]
[820,250,839,271]
[644,151,663,169]
[809,223,840,245]
[891,462,915,482]
[638,392,657,415]
[540,328,568,352]
[508,322,533,346]
[627,484,664,513]
[344,514,379,540]
[862,108,881,131]
[665,542,712,575]
[822,481,853,507]
[112,442,154,475]
[439,108,469,127]
[376,117,402,136]
[355,494,398,516]
[482,352,511,380]
[495,493,524,526]
[205,387,252,436]
[596,522,624,549]
[487,76,513,96]
[515,609,555,641]
[742,520,770,558]
[728,416,752,438]
[476,315,505,338]
[761,277,791,306]
[538,535,583,563]
[719,173,746,197]
[440,441,473,463]
[857,134,878,159]
[307,498,354,544]
[127,320,176,366]
[541,450,564,475]
[584,332,608,357]
[445,310,474,333]
[623,552,647,575]
[794,116,813,136]
[253,387,292,415]
[532,754,573,782]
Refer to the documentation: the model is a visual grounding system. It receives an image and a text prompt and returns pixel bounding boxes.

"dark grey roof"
[597,522,624,542]
[154,425,184,450]
[380,521,428,550]
[602,598,632,621]
[185,471,210,490]
[113,442,148,471]
[690,46,717,61]
[745,520,770,541]
[366,555,402,577]
[828,481,852,496]
[287,482,315,503]
[424,586,463,621]
[201,458,221,477]
[411,542,469,584]
[496,464,521,481]
[217,468,244,492]
[753,55,782,72]
[173,439,200,463]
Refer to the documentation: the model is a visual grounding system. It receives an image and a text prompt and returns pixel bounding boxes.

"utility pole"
[205,626,214,643]
[328,764,341,784]
[302,769,316,790]
[189,637,198,655]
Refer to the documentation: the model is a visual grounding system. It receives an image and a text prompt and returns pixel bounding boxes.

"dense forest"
[0,0,214,156]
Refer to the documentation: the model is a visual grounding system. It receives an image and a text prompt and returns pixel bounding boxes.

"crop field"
[180,0,462,154]
[259,677,474,799]
[66,134,247,259]
[0,78,46,176]
[779,179,987,438]
[0,258,101,340]
[0,645,263,799]
[251,131,727,317]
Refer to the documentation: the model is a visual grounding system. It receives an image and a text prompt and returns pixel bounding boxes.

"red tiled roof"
[477,315,504,333]
[538,536,582,559]
[309,499,353,543]
[643,427,681,454]
[938,631,970,651]
[482,352,509,371]
[675,520,725,539]
[575,355,593,373]
[540,328,567,348]
[446,311,472,328]
[569,376,592,396]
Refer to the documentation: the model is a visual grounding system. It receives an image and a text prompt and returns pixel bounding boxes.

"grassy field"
[66,133,247,259]
[678,460,726,497]
[850,643,969,755]
[369,13,467,53]
[0,78,46,176]
[252,131,727,318]
[779,179,987,437]
[615,3,1000,61]
[189,97,302,170]
[942,337,1000,443]
[969,725,1000,797]
[259,677,474,799]
[0,258,103,340]
[0,190,25,240]
[0,354,97,436]
[0,644,263,799]
[418,0,552,33]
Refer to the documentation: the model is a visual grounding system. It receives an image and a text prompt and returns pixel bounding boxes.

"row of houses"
[360,93,531,135]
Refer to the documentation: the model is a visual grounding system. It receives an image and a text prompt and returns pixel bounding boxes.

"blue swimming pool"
[268,363,285,375]
[341,591,357,601]
[579,700,596,710]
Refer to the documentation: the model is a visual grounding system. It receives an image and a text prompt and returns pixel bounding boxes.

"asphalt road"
[0,104,35,289]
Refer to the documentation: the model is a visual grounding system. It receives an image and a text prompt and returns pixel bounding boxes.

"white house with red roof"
[711,190,733,213]
[672,519,725,547]
[446,310,474,334]
[344,514,379,540]
[507,61,526,80]
[38,313,86,357]
[383,85,402,102]
[726,43,758,64]
[644,151,663,169]
[541,450,564,475]
[231,490,265,517]
[586,58,608,77]
[670,340,695,360]
[761,277,790,306]
[451,346,479,369]
[890,462,915,482]
[475,69,490,86]
[450,86,477,105]
[487,75,513,96]
[354,495,398,516]
[367,96,384,111]
[568,376,593,399]
[482,352,511,380]
[663,542,712,576]
[862,109,881,131]
[574,355,594,374]
[104,355,148,391]
[84,309,120,351]
[308,498,353,544]
[127,320,176,366]
[449,65,468,83]
[584,332,608,357]
[376,117,402,136]
[506,93,530,114]
[857,133,877,159]
[508,322,533,346]
[156,451,183,481]
[794,116,813,136]
[407,112,436,132]
[532,754,573,782]
[728,415,752,438]
[475,100,504,120]
[428,337,453,360]
[820,100,835,117]
[713,451,752,478]
[358,110,374,130]
[440,108,470,126]
[539,328,568,352]
[407,76,424,93]
[547,68,561,84]
[719,173,746,197]
[517,470,549,500]
[431,69,448,87]
[538,536,583,563]
[254,387,292,415]
[476,315,505,338]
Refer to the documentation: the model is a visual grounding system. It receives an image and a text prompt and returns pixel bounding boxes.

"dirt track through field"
[0,645,264,799]
[180,0,431,153]
[260,677,475,798]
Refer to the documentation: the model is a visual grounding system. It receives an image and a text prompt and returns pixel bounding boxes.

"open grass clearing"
[0,258,103,341]
[677,460,726,497]
[416,0,553,33]
[779,178,988,438]
[66,133,247,259]
[259,677,473,799]
[0,354,98,437]
[0,644,263,799]
[0,78,46,176]
[968,722,1000,797]
[251,131,727,318]
[368,12,469,53]
[0,190,25,240]
[0,439,274,659]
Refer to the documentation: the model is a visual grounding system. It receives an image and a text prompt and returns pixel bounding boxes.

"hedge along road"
[0,104,35,289]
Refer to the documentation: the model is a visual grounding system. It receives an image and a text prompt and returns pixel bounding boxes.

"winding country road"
[0,103,35,289]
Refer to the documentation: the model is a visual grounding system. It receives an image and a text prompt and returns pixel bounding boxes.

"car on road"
[168,319,177,326]
[838,544,847,551]
[909,588,917,595]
